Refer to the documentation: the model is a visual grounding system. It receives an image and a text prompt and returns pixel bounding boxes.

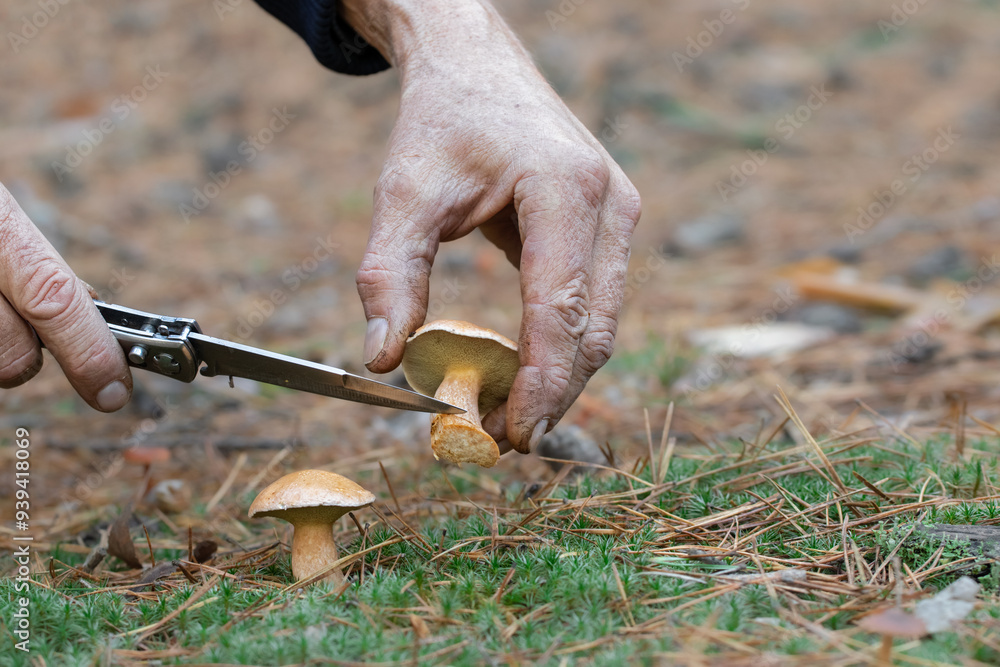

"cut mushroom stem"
[430,366,499,467]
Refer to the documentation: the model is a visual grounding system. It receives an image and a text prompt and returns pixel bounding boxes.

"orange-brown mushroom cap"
[123,447,171,465]
[249,470,375,520]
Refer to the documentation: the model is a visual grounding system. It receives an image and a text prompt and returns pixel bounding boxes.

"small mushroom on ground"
[856,607,926,665]
[248,470,375,585]
[123,446,170,473]
[402,320,519,468]
[123,446,171,495]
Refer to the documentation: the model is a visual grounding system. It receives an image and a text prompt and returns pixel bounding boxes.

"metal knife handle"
[96,301,202,382]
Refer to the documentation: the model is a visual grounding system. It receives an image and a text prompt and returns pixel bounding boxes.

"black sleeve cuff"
[253,0,391,76]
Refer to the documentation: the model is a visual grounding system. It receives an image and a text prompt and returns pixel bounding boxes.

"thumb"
[355,203,440,373]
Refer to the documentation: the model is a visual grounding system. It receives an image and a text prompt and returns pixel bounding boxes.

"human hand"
[0,184,132,411]
[345,0,641,454]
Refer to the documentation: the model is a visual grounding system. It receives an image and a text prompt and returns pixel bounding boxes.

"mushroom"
[856,607,927,665]
[402,320,519,468]
[123,446,170,473]
[248,470,375,585]
[122,446,171,495]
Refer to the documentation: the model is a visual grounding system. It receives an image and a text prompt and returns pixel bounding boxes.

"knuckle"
[615,182,642,229]
[560,147,611,206]
[578,323,617,374]
[522,143,611,207]
[355,256,393,292]
[354,255,429,306]
[523,362,573,403]
[375,166,424,210]
[16,259,83,324]
[544,272,590,337]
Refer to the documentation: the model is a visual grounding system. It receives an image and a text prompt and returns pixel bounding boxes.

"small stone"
[782,302,863,334]
[906,245,966,285]
[201,132,249,175]
[734,82,800,113]
[145,479,191,514]
[366,411,429,445]
[669,213,745,255]
[826,243,863,264]
[971,197,1000,223]
[237,195,281,234]
[914,576,981,634]
[536,425,606,471]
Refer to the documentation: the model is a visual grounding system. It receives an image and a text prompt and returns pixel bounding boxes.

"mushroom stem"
[877,636,893,666]
[289,519,344,585]
[431,366,499,467]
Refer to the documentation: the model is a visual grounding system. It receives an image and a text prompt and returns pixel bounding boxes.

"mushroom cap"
[123,447,171,465]
[856,607,927,638]
[248,470,375,522]
[402,320,519,414]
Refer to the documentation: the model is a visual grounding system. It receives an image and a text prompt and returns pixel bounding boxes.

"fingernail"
[96,380,129,412]
[363,317,389,366]
[527,419,549,453]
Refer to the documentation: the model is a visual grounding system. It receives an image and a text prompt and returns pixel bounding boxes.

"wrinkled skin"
[349,0,641,453]
[0,0,639,455]
[0,185,132,411]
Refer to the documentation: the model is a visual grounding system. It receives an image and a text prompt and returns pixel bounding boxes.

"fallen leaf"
[108,505,142,569]
[193,540,218,563]
[792,273,923,312]
[129,561,180,592]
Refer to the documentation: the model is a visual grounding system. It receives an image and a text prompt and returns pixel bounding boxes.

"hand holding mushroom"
[402,321,519,468]
[347,0,641,455]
